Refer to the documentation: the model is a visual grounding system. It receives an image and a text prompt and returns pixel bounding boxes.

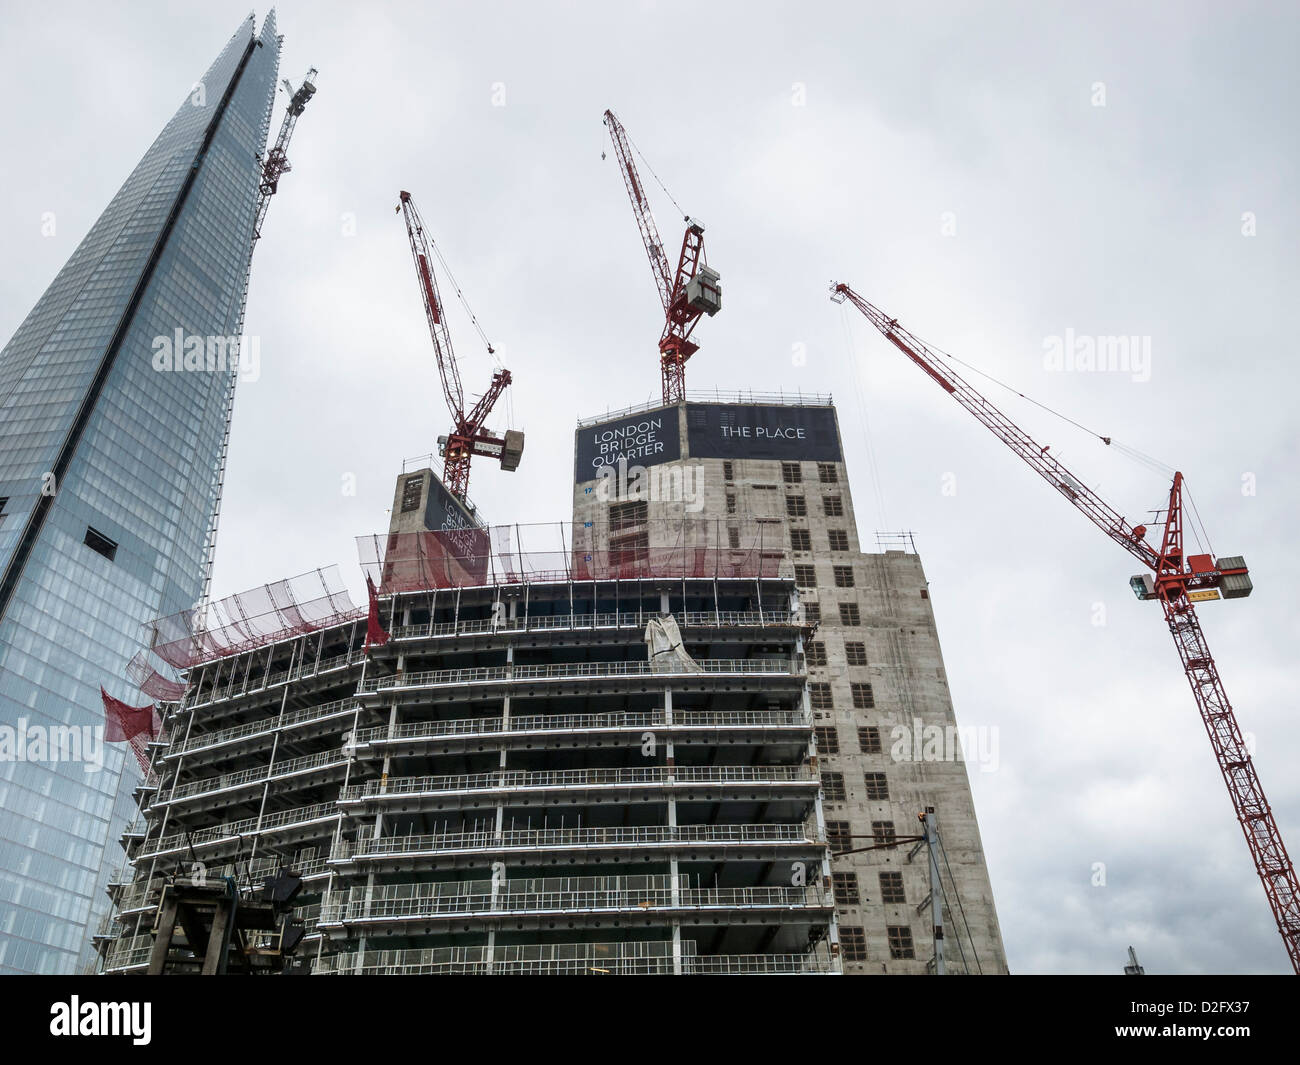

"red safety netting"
[101,689,163,774]
[144,565,362,670]
[126,649,187,702]
[364,575,390,652]
[357,521,788,594]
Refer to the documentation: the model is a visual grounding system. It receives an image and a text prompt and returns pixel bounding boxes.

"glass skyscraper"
[0,13,283,973]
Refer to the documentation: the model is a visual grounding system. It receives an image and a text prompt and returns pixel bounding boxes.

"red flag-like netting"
[102,689,159,742]
[101,689,162,774]
[357,521,787,594]
[143,566,362,670]
[365,575,390,652]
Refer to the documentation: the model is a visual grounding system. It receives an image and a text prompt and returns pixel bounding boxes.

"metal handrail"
[171,697,358,755]
[388,610,795,642]
[359,658,794,693]
[259,801,340,830]
[115,877,167,912]
[321,877,828,922]
[333,822,821,859]
[187,649,355,709]
[164,748,349,802]
[353,707,805,747]
[317,952,834,975]
[136,802,341,857]
[340,763,816,801]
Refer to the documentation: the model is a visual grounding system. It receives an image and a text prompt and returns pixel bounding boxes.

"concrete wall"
[573,399,1008,974]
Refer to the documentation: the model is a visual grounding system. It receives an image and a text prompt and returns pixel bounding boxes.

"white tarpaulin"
[645,615,702,673]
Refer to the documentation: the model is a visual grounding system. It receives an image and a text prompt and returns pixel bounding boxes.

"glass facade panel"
[0,14,280,973]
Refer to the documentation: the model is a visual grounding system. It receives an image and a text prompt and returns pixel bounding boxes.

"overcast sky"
[2,1,1296,975]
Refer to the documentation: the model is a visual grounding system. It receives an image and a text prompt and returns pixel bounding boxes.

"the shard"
[0,13,283,973]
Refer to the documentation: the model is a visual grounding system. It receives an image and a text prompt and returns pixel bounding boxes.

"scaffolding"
[126,649,186,701]
[145,565,360,670]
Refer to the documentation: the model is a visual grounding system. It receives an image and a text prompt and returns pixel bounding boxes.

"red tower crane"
[602,109,722,405]
[397,190,522,501]
[832,282,1300,973]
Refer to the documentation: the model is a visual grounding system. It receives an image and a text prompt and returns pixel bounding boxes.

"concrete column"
[665,686,681,974]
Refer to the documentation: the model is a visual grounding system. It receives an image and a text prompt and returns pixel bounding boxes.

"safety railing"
[316,941,685,975]
[316,948,834,975]
[115,877,167,913]
[187,649,357,709]
[320,875,828,923]
[359,658,795,693]
[687,954,838,974]
[387,609,795,642]
[332,822,820,860]
[260,801,341,832]
[162,748,349,802]
[102,935,154,972]
[135,802,341,858]
[170,697,359,756]
[352,707,805,747]
[339,763,816,801]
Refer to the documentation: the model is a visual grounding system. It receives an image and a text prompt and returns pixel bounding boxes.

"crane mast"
[603,109,721,405]
[397,190,521,501]
[832,282,1300,972]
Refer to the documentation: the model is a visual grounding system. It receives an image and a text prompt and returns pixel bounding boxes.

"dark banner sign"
[426,475,490,583]
[686,403,842,461]
[574,406,682,481]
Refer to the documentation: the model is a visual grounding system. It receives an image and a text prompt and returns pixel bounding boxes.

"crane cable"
[922,333,1174,477]
[423,229,517,429]
[630,133,687,220]
[838,304,891,531]
[848,311,1204,546]
[603,122,688,221]
[938,832,985,975]
[918,330,1200,533]
[423,231,501,368]
[918,332,1233,552]
[1183,481,1215,557]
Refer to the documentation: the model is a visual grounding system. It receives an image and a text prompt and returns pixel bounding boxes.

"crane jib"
[888,332,955,393]
[418,255,440,326]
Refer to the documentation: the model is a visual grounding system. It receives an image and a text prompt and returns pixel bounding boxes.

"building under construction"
[91,94,1011,977]
[80,64,1300,974]
[570,393,1008,973]
[93,392,1007,975]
